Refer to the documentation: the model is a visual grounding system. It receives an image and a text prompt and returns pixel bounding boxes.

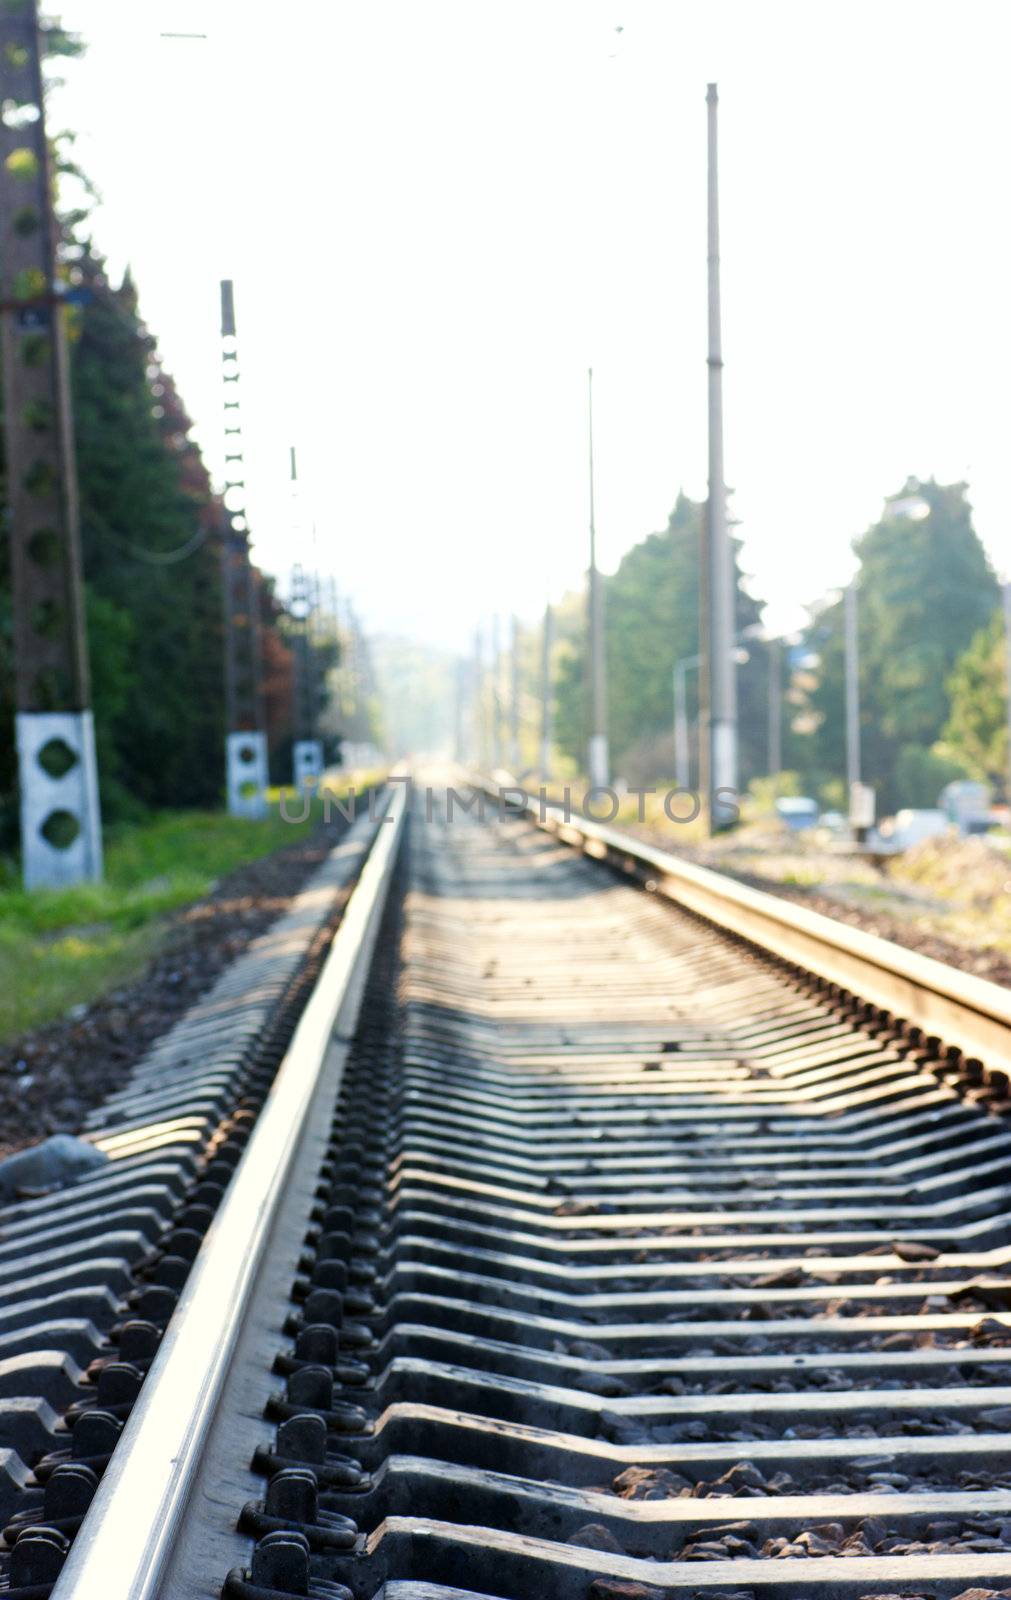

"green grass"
[0,797,330,1044]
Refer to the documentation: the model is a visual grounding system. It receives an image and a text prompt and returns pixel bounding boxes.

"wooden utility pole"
[219,280,267,815]
[1,0,102,887]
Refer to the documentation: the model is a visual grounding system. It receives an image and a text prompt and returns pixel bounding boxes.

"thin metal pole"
[290,563,315,739]
[289,450,316,744]
[587,368,609,787]
[491,614,502,771]
[674,662,689,790]
[697,490,711,819]
[1003,581,1011,807]
[844,579,861,792]
[343,599,359,718]
[540,603,554,778]
[220,280,264,738]
[674,654,700,790]
[453,657,465,764]
[219,278,268,814]
[510,614,521,772]
[705,83,737,829]
[473,628,486,769]
[768,638,782,777]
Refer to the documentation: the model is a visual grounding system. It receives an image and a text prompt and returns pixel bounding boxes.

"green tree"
[72,251,227,811]
[0,25,280,845]
[555,492,770,784]
[803,479,998,811]
[944,611,1007,791]
[0,544,15,851]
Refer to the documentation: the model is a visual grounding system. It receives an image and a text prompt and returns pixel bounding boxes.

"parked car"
[817,810,847,833]
[775,796,819,831]
[939,780,992,836]
[885,808,950,850]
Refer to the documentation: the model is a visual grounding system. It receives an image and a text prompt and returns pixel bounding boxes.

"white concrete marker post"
[226,731,269,820]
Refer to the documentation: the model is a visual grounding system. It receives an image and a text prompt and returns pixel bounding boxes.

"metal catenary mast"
[586,368,609,789]
[509,614,521,772]
[540,602,554,779]
[288,448,324,789]
[219,279,268,816]
[702,84,738,832]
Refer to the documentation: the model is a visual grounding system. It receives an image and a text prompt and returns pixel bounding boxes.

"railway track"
[4,776,1011,1598]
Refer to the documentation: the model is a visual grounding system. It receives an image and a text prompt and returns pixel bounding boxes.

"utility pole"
[290,563,323,790]
[843,577,875,839]
[703,84,737,831]
[290,560,313,736]
[509,615,521,772]
[453,656,466,764]
[288,448,323,791]
[1002,581,1011,811]
[327,576,340,653]
[587,369,609,788]
[768,637,783,777]
[220,279,267,816]
[844,580,860,793]
[339,597,357,720]
[473,628,487,769]
[2,1,103,888]
[491,613,503,770]
[323,574,341,748]
[540,603,554,778]
[673,655,699,790]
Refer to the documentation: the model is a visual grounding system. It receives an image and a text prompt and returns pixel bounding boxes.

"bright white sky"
[50,0,1011,649]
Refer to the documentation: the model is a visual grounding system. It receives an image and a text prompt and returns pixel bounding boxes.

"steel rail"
[482,778,1011,1075]
[50,778,408,1600]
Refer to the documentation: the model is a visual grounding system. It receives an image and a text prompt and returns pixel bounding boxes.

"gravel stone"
[567,1523,626,1554]
[0,820,350,1160]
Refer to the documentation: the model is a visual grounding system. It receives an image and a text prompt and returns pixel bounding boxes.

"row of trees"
[547,477,1007,813]
[553,492,770,786]
[0,26,360,854]
[0,237,343,849]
